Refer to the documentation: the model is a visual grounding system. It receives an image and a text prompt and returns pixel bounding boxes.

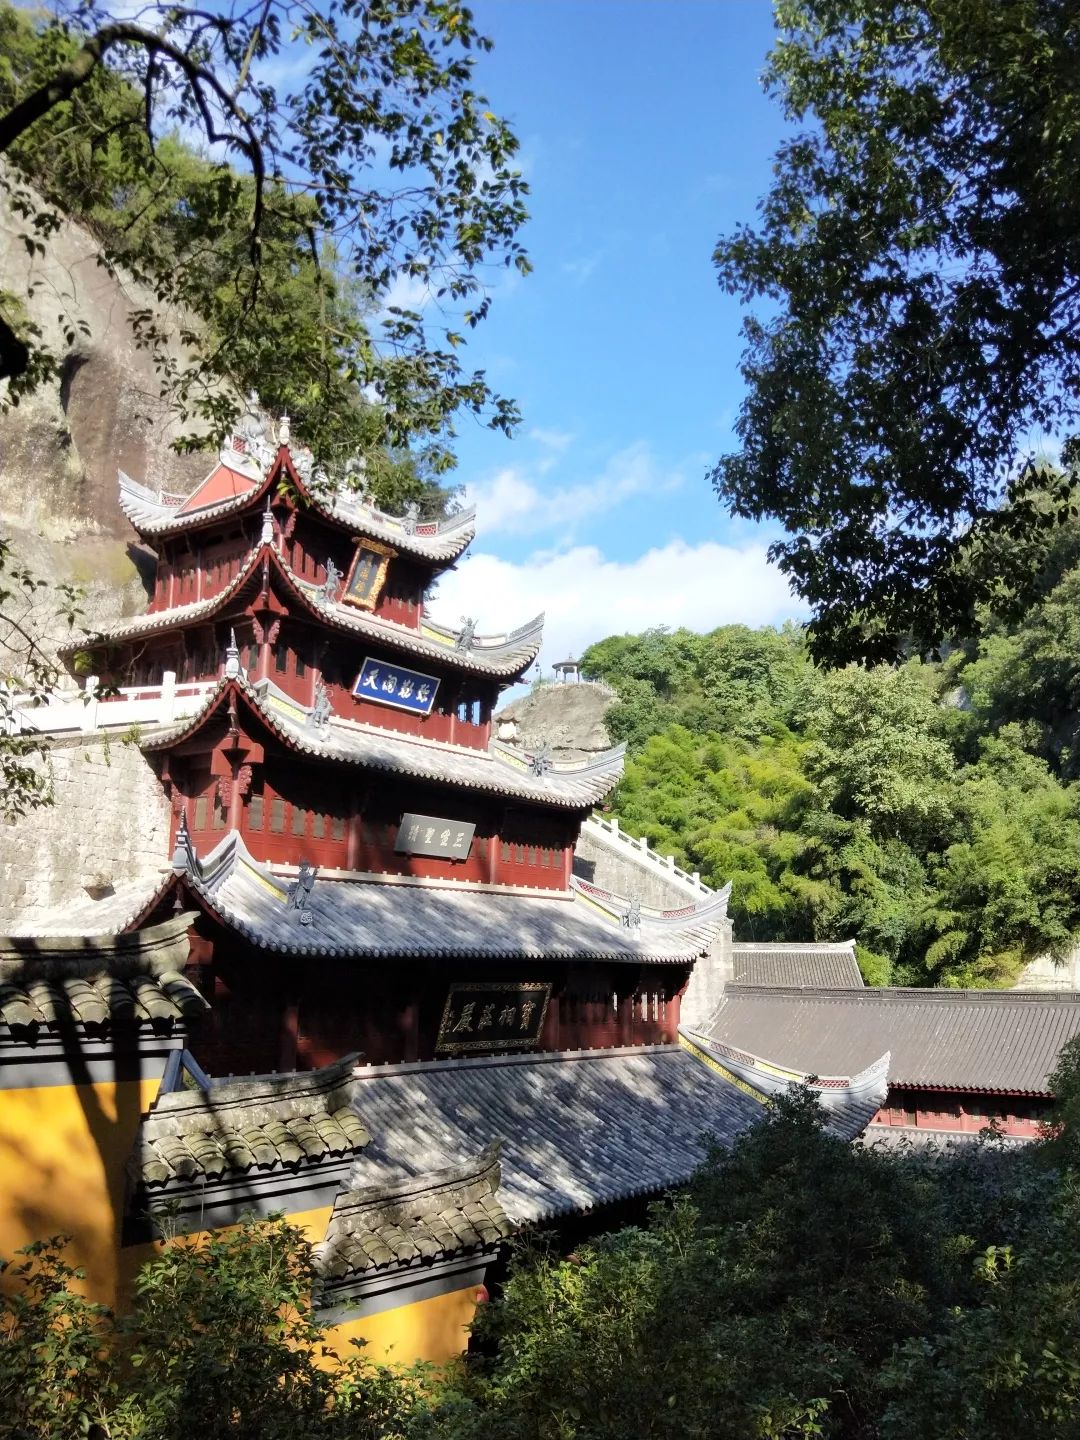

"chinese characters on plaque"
[436,983,552,1054]
[352,657,441,716]
[395,813,475,860]
[341,540,394,611]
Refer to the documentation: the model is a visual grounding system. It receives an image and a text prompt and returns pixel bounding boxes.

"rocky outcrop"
[495,679,614,763]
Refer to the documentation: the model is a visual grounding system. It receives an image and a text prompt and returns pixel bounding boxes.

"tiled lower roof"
[707,985,1080,1095]
[130,1054,369,1187]
[0,915,206,1036]
[317,1145,513,1281]
[180,831,731,964]
[346,1045,766,1223]
[730,941,864,990]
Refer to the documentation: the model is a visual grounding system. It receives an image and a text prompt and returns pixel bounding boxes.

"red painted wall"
[869,1085,1048,1139]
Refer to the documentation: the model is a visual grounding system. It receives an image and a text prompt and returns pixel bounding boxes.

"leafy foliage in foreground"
[0,1218,429,1440]
[11,1071,1080,1439]
[582,566,1080,985]
[436,1087,1080,1440]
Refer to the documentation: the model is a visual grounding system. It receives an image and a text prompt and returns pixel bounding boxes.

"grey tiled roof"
[678,1029,888,1142]
[119,458,477,563]
[730,942,864,990]
[346,1045,766,1223]
[707,985,1080,1095]
[3,873,175,939]
[317,1144,514,1280]
[180,831,732,963]
[67,543,543,681]
[143,678,626,810]
[130,1054,370,1187]
[0,915,206,1036]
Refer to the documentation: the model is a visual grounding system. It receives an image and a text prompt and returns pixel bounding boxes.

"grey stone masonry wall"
[0,734,171,926]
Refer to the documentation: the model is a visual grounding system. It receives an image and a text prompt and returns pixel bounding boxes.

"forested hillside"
[582,524,1080,989]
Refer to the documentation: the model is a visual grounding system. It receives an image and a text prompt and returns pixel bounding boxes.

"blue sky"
[425,0,808,670]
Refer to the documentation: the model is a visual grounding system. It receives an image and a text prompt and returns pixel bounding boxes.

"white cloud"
[380,271,431,314]
[561,253,602,284]
[465,440,683,539]
[428,537,800,679]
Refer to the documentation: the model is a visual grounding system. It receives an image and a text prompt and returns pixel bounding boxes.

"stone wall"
[0,735,171,926]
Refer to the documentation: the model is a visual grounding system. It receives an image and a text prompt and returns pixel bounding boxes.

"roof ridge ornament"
[309,678,333,735]
[455,615,477,651]
[287,860,318,926]
[528,742,553,779]
[315,557,342,609]
[620,895,642,931]
[277,412,290,444]
[401,500,420,535]
[223,629,241,680]
[261,499,274,546]
[171,811,194,876]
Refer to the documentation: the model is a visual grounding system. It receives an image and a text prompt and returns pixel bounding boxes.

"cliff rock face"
[495,680,614,763]
[0,176,217,664]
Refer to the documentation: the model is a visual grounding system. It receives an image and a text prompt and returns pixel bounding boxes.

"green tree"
[0,1219,428,1440]
[0,0,529,471]
[713,0,1080,664]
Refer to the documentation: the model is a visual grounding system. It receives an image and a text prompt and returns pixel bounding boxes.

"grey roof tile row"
[346,1045,767,1223]
[707,985,1080,1095]
[131,1054,370,1186]
[182,830,731,963]
[0,915,206,1034]
[141,677,627,811]
[318,1145,514,1279]
[730,942,864,990]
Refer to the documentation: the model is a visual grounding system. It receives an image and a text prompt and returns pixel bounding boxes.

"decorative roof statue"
[223,629,241,680]
[455,616,477,651]
[234,391,276,472]
[529,743,553,779]
[401,500,421,536]
[620,896,642,931]
[308,678,333,735]
[314,557,342,609]
[287,860,319,925]
[292,447,315,483]
[342,453,368,500]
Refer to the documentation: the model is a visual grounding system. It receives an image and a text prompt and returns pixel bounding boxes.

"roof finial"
[261,498,274,546]
[224,629,241,680]
[278,412,290,445]
[171,811,193,875]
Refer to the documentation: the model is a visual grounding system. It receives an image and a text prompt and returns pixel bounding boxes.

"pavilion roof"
[140,676,626,810]
[172,829,733,965]
[703,984,1080,1096]
[119,448,476,564]
[64,541,544,681]
[729,941,864,990]
[0,914,206,1037]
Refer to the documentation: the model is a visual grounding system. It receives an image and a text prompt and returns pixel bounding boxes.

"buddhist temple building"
[4,421,1080,1363]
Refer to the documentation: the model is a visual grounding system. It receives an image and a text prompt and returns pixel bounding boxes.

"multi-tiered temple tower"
[64,427,729,1074]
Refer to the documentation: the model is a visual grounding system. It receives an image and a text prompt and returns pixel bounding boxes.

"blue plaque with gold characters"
[352,657,440,715]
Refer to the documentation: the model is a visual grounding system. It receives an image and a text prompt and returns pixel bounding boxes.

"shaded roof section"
[141,677,626,811]
[317,1144,513,1283]
[176,830,732,964]
[730,942,864,990]
[677,1029,888,1142]
[346,1044,766,1223]
[119,447,476,564]
[130,1053,369,1187]
[64,543,544,682]
[706,985,1080,1095]
[0,915,206,1037]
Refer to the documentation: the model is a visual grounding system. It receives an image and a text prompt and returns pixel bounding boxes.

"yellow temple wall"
[0,1075,161,1304]
[322,1283,481,1367]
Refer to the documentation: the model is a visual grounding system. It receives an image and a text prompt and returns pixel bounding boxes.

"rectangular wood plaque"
[436,982,552,1054]
[395,813,475,860]
[352,657,440,715]
[341,539,394,611]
